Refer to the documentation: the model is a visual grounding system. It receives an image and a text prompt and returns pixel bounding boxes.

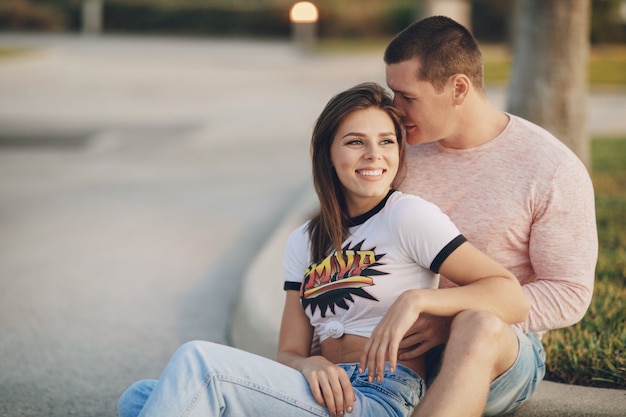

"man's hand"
[301,356,356,417]
[398,314,452,360]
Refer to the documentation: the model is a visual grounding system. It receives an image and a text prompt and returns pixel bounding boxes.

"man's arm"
[520,158,598,333]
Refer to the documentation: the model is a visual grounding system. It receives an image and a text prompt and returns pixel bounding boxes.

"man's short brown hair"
[384,16,484,93]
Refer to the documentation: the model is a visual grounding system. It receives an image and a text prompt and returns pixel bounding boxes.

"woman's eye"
[381,138,395,145]
[347,139,363,145]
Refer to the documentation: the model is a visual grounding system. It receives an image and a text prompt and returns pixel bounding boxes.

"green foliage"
[471,0,514,42]
[102,2,290,37]
[0,0,67,31]
[542,138,626,389]
[384,2,417,36]
[591,0,626,43]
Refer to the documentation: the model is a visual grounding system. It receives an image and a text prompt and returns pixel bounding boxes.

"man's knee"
[449,310,513,353]
[448,310,520,376]
[452,309,510,335]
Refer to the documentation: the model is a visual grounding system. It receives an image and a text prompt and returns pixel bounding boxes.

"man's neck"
[440,97,509,149]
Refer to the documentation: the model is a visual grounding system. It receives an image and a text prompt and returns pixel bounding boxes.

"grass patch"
[589,46,626,87]
[482,44,626,87]
[0,47,42,61]
[0,47,31,58]
[481,44,512,84]
[542,137,626,389]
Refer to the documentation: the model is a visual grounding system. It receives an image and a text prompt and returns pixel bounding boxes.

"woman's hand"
[278,292,355,415]
[358,289,424,383]
[301,356,356,417]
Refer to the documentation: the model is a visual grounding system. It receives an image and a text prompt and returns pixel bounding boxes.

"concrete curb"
[230,183,626,416]
[503,380,626,416]
[230,183,318,359]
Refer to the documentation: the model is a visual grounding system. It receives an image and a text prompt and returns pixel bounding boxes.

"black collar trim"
[347,189,396,227]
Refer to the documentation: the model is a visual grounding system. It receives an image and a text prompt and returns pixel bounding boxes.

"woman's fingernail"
[347,406,353,413]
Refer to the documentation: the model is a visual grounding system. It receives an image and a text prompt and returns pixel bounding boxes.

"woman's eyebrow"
[341,131,396,139]
[341,132,366,139]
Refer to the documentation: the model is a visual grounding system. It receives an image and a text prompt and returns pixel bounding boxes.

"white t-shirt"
[283,190,465,343]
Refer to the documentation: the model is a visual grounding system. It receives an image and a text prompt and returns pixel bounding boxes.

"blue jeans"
[425,326,546,416]
[118,341,424,417]
[485,327,546,415]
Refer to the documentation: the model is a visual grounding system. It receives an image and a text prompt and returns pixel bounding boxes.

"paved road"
[0,34,624,417]
[0,34,387,417]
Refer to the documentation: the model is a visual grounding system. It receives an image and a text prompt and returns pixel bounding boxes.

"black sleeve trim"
[429,234,467,273]
[284,281,302,291]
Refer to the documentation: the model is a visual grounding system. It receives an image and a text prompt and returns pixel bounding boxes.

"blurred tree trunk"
[82,0,103,34]
[421,0,472,30]
[507,0,591,168]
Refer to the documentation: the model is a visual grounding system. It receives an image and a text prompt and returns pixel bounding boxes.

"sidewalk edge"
[230,183,317,359]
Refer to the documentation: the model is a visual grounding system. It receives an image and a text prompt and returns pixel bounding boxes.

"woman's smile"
[356,169,385,177]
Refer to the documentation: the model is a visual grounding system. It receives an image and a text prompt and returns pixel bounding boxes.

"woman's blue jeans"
[118,341,424,417]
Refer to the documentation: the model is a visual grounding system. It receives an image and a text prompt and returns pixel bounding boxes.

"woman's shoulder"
[284,221,311,268]
[388,190,445,215]
[385,191,461,256]
[384,191,451,232]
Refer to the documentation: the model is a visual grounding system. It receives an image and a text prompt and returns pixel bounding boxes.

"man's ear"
[451,74,470,103]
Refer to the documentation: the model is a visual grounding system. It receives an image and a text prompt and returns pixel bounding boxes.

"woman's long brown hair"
[307,82,405,261]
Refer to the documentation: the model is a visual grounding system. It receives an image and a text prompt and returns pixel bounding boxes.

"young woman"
[118,82,529,417]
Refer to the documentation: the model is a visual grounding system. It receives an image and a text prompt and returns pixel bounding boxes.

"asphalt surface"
[0,34,624,417]
[0,34,388,417]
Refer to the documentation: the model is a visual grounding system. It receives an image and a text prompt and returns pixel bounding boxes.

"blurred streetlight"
[289,2,319,51]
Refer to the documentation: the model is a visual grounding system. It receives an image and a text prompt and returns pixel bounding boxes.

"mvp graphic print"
[301,240,388,317]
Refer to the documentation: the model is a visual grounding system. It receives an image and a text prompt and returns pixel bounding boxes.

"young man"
[384,16,598,416]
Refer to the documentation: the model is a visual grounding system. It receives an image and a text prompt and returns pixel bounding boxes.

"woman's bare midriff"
[321,334,426,379]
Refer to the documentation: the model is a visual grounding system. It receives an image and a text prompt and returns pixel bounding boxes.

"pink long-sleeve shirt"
[398,114,598,335]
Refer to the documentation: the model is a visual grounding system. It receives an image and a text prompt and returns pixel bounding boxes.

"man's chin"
[407,133,424,146]
[405,126,423,145]
[407,132,439,146]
